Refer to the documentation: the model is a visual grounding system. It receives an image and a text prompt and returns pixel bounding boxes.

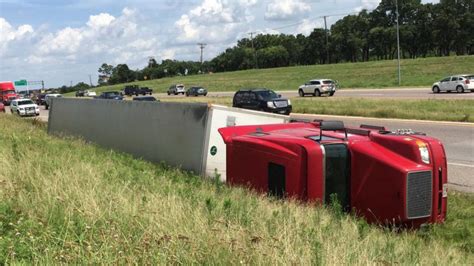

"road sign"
[14,80,27,86]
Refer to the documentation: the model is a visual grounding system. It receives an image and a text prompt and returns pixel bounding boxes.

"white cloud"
[87,13,115,29]
[354,0,381,12]
[265,0,311,21]
[39,27,84,54]
[173,0,257,44]
[0,18,34,55]
[296,19,324,36]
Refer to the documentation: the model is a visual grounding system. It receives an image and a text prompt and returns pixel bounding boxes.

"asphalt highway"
[157,87,474,100]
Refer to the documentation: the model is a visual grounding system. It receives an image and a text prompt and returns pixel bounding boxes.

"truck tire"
[313,89,321,97]
[432,86,440,93]
[456,86,464,93]
[45,104,49,110]
[298,89,304,97]
[329,92,335,96]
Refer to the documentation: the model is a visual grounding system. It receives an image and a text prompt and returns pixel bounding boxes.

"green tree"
[98,63,114,85]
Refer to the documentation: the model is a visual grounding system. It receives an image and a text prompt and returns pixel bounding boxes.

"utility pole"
[395,0,401,86]
[88,75,93,87]
[323,16,329,64]
[248,31,258,69]
[197,43,207,72]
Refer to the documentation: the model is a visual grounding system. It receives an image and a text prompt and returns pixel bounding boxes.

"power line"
[267,10,367,32]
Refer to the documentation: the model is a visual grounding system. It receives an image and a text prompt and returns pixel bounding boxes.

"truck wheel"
[167,92,170,95]
[456,86,464,93]
[45,105,49,110]
[313,89,321,97]
[329,92,335,96]
[298,89,304,97]
[432,86,440,93]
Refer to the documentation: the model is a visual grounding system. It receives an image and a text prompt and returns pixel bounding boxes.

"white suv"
[298,79,337,97]
[10,98,40,116]
[432,75,474,93]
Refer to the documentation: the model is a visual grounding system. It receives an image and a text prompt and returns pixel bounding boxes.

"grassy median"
[0,115,473,264]
[84,55,474,94]
[162,97,474,123]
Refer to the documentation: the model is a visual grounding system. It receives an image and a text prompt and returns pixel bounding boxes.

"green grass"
[0,115,473,264]
[162,97,474,122]
[83,55,474,95]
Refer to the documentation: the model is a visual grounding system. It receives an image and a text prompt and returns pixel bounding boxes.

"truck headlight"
[267,101,276,108]
[417,141,430,164]
[287,99,291,105]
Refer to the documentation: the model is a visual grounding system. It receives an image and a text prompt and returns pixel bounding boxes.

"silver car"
[298,79,337,97]
[432,75,474,93]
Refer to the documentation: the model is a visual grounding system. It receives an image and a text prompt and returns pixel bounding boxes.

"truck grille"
[406,171,432,219]
[274,101,288,108]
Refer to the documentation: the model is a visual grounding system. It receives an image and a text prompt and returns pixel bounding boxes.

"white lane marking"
[448,162,474,168]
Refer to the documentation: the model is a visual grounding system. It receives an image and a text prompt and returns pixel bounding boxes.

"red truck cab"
[0,81,18,105]
[219,121,447,228]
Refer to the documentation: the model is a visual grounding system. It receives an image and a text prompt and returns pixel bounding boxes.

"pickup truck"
[124,85,153,96]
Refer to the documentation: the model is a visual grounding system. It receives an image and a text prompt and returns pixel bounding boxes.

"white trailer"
[49,99,289,181]
[201,105,289,182]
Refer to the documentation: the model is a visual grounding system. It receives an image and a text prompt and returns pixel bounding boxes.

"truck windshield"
[2,90,15,95]
[18,100,34,105]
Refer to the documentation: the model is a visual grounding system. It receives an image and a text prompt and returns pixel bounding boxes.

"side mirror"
[278,94,282,98]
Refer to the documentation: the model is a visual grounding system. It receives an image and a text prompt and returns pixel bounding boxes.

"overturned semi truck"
[219,121,448,228]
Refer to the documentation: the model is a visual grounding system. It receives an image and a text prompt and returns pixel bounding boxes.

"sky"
[0,0,439,88]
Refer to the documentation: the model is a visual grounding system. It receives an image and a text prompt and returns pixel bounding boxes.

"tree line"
[97,0,473,85]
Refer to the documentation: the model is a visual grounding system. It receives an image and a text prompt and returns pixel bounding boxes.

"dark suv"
[232,88,292,115]
[94,91,124,100]
[124,85,153,96]
[186,86,207,96]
